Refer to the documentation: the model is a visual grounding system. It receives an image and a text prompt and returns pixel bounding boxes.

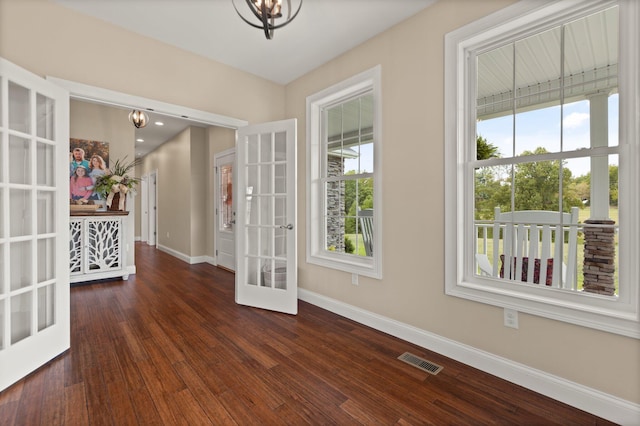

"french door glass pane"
[38,284,55,331]
[274,164,286,193]
[274,131,286,161]
[10,189,32,237]
[0,189,3,238]
[37,191,55,234]
[247,134,258,163]
[9,135,30,185]
[247,257,260,286]
[260,133,271,162]
[218,164,233,230]
[274,196,286,227]
[0,301,4,349]
[36,93,55,140]
[260,196,272,226]
[37,142,55,186]
[275,226,287,257]
[260,227,272,256]
[247,227,258,256]
[0,132,4,182]
[260,164,272,193]
[37,237,55,283]
[0,244,4,293]
[10,241,32,291]
[8,82,30,133]
[11,292,31,344]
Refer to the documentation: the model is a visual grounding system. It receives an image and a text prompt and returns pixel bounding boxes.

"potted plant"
[93,156,141,211]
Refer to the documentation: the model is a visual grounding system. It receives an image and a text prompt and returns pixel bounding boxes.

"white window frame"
[306,66,383,279]
[444,0,640,338]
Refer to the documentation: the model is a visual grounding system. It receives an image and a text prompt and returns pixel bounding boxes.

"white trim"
[157,244,214,265]
[45,77,248,129]
[298,288,640,425]
[306,65,383,279]
[444,0,640,338]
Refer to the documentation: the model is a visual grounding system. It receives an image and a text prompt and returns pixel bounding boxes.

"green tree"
[570,164,618,206]
[508,147,581,212]
[344,173,374,234]
[475,147,583,215]
[476,135,500,160]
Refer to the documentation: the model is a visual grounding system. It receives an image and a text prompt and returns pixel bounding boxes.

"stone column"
[326,156,345,251]
[582,219,616,295]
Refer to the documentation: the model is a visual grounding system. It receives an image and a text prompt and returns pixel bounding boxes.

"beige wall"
[140,128,191,255]
[69,100,136,267]
[285,0,640,404]
[139,126,225,258]
[190,127,207,257]
[0,0,285,124]
[2,0,638,407]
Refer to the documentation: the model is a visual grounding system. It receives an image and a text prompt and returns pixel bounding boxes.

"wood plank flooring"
[0,243,616,425]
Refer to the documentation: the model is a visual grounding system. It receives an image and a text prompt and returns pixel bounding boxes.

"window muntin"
[445,0,639,337]
[307,66,382,278]
[323,93,374,257]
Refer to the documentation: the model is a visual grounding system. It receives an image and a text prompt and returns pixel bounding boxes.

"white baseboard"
[157,244,215,266]
[298,288,640,425]
[134,236,141,242]
[157,244,190,263]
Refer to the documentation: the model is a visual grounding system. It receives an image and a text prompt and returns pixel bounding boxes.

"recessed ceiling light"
[136,138,144,143]
[154,121,164,126]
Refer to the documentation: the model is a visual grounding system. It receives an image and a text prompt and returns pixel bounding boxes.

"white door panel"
[0,57,70,391]
[235,119,297,314]
[215,149,236,271]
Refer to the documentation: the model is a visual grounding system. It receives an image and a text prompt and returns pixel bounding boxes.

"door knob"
[279,224,294,230]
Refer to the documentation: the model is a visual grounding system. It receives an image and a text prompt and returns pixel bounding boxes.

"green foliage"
[343,172,374,234]
[564,164,618,206]
[476,135,500,160]
[93,156,141,198]
[344,236,355,254]
[475,147,585,217]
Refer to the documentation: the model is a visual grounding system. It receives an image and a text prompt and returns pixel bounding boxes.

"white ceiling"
[53,0,435,156]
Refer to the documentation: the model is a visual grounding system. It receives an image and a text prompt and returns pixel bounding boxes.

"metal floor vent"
[397,352,443,375]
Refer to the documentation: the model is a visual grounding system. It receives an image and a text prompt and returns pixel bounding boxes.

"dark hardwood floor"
[0,243,615,425]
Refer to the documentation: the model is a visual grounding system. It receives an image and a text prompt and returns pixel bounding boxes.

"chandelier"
[232,0,302,40]
[128,110,149,129]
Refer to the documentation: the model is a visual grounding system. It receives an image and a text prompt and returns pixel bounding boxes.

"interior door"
[148,171,157,247]
[235,119,297,314]
[215,148,236,271]
[140,175,149,243]
[0,57,70,391]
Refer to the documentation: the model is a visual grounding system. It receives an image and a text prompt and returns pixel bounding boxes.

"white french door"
[235,119,297,314]
[215,148,236,271]
[0,57,70,391]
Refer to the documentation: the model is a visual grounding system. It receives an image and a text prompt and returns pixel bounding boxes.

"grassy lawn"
[345,234,367,257]
[477,206,619,293]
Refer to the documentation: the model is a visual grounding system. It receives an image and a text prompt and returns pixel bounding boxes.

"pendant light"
[232,0,302,40]
[128,110,149,129]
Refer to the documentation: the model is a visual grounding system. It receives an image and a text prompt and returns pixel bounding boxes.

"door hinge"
[216,249,218,256]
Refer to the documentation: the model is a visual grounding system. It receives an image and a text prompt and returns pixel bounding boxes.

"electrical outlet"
[166,232,170,238]
[351,273,359,286]
[504,308,519,329]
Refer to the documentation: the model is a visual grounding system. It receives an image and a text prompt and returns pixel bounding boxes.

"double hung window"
[307,66,382,278]
[445,0,639,337]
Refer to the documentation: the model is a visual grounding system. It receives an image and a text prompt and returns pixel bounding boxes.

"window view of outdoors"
[473,6,619,295]
[324,93,374,257]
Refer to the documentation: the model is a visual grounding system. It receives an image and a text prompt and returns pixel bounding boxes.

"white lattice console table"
[70,212,131,284]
